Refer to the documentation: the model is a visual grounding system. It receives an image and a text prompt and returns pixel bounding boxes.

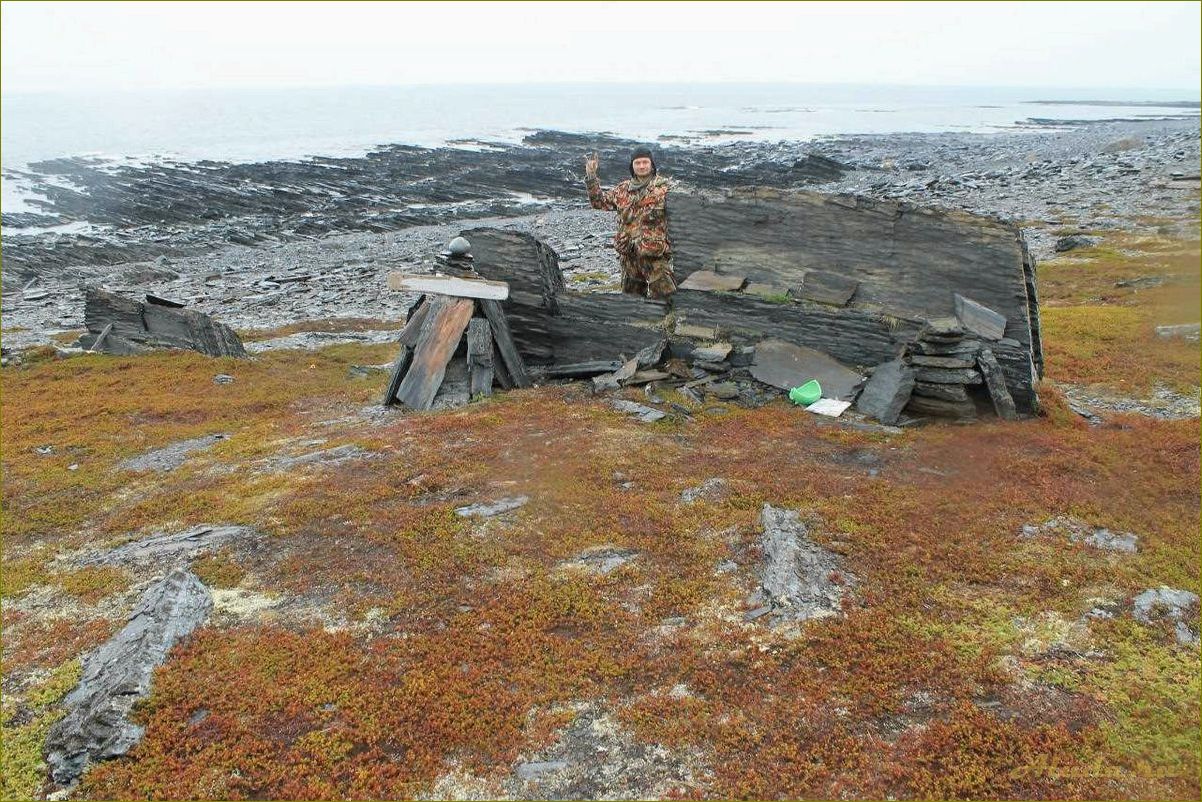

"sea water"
[2,81,1197,214]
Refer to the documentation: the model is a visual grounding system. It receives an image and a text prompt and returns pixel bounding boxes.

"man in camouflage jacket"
[584,146,676,299]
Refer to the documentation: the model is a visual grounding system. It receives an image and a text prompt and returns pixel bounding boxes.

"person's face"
[632,157,653,177]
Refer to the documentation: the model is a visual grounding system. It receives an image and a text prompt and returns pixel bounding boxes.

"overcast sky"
[2,1,1199,94]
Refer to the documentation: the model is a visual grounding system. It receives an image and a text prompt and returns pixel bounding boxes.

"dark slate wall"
[666,187,1040,411]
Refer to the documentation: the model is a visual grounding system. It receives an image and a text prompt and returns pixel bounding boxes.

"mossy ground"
[2,232,1198,799]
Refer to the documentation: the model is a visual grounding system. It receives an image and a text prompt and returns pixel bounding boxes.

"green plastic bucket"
[788,379,822,406]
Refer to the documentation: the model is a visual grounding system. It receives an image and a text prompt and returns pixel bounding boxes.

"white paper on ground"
[806,398,852,417]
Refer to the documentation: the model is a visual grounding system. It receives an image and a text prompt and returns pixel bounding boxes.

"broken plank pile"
[382,274,531,411]
[899,317,1016,422]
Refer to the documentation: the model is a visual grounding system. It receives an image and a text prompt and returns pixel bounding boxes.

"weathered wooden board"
[387,273,510,300]
[381,344,411,406]
[479,299,532,388]
[537,360,623,378]
[398,298,433,347]
[394,298,475,410]
[466,318,494,397]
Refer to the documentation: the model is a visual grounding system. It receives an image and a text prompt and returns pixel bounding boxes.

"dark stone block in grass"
[45,569,212,786]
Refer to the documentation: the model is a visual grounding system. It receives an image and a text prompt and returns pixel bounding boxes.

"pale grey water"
[2,82,1197,214]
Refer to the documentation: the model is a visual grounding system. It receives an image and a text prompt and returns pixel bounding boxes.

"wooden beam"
[381,344,411,407]
[479,299,531,388]
[492,340,514,390]
[466,318,494,397]
[397,298,433,347]
[394,298,475,411]
[387,272,510,300]
[88,322,114,353]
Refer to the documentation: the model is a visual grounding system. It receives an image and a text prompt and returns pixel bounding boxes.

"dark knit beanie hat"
[629,146,657,177]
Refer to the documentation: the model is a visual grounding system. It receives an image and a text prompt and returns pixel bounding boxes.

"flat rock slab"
[502,704,695,800]
[855,359,915,425]
[1155,323,1201,342]
[678,270,747,292]
[680,477,729,505]
[691,342,732,363]
[608,399,666,423]
[78,524,257,567]
[245,329,402,353]
[913,381,970,402]
[904,394,977,420]
[455,496,529,518]
[673,321,720,340]
[1132,586,1199,646]
[561,546,640,575]
[268,443,372,471]
[750,338,864,400]
[46,569,213,785]
[913,366,983,385]
[954,293,1007,341]
[743,282,787,299]
[1020,516,1138,553]
[908,354,977,369]
[758,504,853,622]
[793,270,860,306]
[119,433,229,472]
[911,339,983,356]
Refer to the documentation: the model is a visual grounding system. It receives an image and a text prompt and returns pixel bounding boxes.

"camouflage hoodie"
[585,173,674,259]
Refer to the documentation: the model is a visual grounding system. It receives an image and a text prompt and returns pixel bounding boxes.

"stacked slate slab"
[79,288,246,357]
[666,186,1042,413]
[892,318,1019,422]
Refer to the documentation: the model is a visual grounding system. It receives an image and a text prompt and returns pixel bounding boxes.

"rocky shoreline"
[1,117,1199,354]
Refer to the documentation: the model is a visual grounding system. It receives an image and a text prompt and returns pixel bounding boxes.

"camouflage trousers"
[619,253,677,299]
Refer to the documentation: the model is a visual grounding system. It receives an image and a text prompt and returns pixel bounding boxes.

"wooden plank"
[394,298,475,411]
[397,298,434,347]
[431,357,471,410]
[381,344,411,406]
[479,299,531,388]
[492,340,514,390]
[537,360,623,379]
[387,272,509,300]
[466,318,494,397]
[88,322,114,353]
